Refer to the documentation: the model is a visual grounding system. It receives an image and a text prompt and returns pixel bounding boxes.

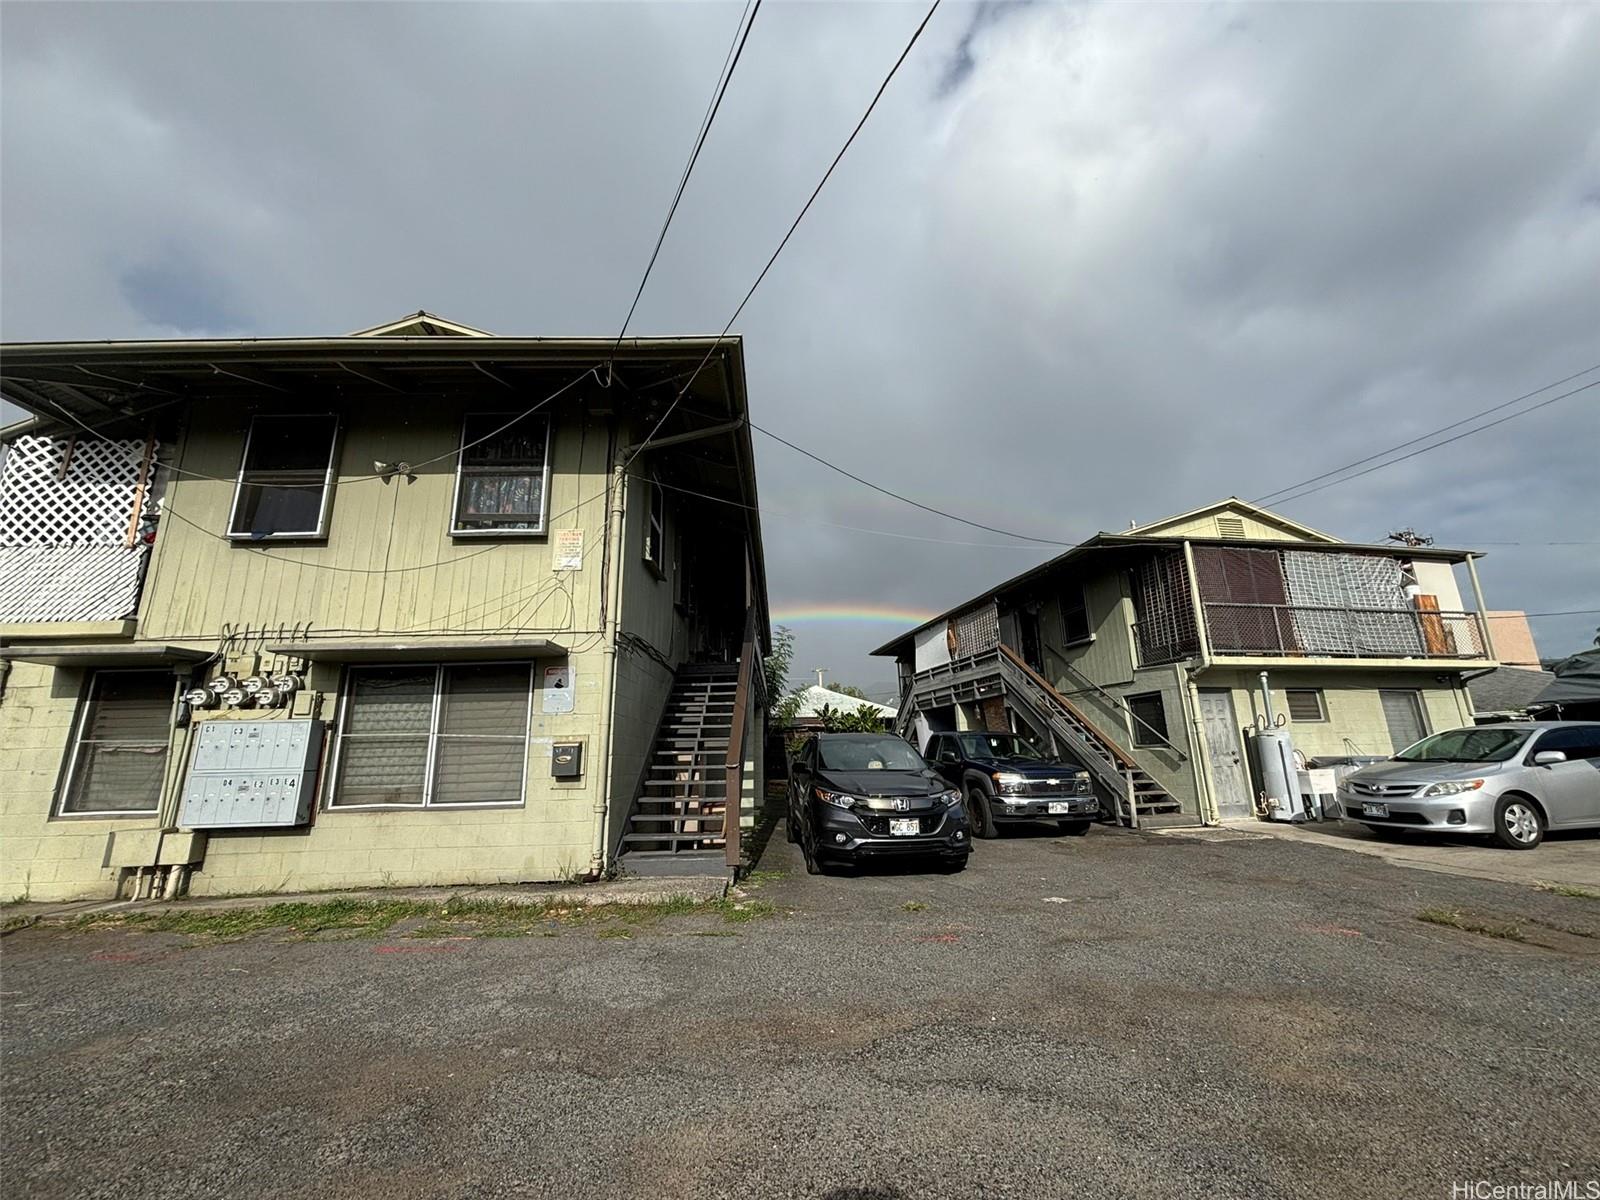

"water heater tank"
[1250,728,1304,822]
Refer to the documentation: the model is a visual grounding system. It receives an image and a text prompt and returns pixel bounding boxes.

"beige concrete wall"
[1484,611,1541,667]
[1199,667,1474,760]
[0,405,720,900]
[0,660,162,900]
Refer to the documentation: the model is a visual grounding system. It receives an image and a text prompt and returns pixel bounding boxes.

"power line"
[624,0,945,470]
[1267,378,1599,507]
[752,423,1075,545]
[1254,362,1600,506]
[23,365,602,490]
[607,0,762,376]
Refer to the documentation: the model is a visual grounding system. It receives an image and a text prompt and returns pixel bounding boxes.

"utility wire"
[752,422,1075,545]
[1254,362,1600,506]
[606,0,761,376]
[623,0,945,471]
[1267,378,1600,507]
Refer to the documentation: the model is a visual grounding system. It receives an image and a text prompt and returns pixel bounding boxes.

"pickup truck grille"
[1016,776,1090,798]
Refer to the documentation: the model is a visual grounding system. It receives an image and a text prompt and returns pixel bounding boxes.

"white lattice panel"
[0,435,157,546]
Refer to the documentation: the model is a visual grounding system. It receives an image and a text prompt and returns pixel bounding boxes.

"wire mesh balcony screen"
[1133,552,1198,664]
[950,603,1000,658]
[1282,551,1421,655]
[1202,603,1486,659]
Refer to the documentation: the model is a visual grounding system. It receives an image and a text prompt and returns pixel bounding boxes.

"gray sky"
[3,1,1597,692]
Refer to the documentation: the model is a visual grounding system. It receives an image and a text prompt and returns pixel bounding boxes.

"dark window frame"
[450,413,553,538]
[1285,688,1327,722]
[1061,585,1092,646]
[643,479,666,577]
[1127,691,1169,748]
[227,414,340,541]
[1529,725,1600,762]
[56,669,173,818]
[327,662,534,811]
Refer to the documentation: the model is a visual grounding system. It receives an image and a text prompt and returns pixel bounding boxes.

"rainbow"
[770,604,936,626]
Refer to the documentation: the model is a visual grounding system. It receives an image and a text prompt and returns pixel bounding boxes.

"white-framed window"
[1285,688,1327,722]
[58,670,172,816]
[228,414,339,539]
[328,663,533,809]
[643,478,665,576]
[451,413,552,536]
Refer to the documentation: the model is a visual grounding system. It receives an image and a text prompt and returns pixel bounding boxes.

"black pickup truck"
[923,730,1099,838]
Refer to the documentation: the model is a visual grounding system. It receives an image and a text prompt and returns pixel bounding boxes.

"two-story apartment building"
[1,313,769,901]
[875,499,1496,826]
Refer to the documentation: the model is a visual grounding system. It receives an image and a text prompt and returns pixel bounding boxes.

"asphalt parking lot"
[4,821,1598,1200]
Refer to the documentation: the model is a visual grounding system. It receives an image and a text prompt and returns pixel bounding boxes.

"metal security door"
[1199,689,1251,819]
[1379,690,1427,753]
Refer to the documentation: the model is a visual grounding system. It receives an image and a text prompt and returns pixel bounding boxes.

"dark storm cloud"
[2,1,1596,688]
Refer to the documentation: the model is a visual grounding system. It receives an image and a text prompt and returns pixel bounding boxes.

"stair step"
[621,832,726,846]
[629,814,725,826]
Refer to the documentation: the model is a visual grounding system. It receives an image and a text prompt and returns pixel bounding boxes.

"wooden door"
[1199,689,1252,819]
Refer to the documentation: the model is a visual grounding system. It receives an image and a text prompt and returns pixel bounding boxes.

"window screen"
[331,663,532,808]
[432,665,529,804]
[452,414,550,534]
[61,671,171,814]
[1127,692,1168,747]
[228,415,338,539]
[1285,689,1326,722]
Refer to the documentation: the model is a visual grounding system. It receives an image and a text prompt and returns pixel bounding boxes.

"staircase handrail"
[722,605,759,870]
[1038,650,1189,761]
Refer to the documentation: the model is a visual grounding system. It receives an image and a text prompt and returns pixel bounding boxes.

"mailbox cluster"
[178,719,325,828]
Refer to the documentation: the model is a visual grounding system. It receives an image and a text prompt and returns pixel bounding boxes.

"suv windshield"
[959,733,1045,761]
[818,736,927,772]
[1393,728,1530,764]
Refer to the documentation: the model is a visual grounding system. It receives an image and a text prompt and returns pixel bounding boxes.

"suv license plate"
[889,818,920,837]
[1361,802,1389,818]
[1047,802,1073,814]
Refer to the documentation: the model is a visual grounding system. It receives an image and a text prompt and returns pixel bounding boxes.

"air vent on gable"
[1216,516,1247,539]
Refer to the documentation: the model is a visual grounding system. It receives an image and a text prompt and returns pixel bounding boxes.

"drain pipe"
[588,443,629,877]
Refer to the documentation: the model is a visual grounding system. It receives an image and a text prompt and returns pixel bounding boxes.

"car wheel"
[784,798,798,844]
[1492,795,1544,850]
[964,783,997,839]
[1058,820,1092,837]
[800,828,824,875]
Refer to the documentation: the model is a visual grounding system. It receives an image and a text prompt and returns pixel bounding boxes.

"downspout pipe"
[589,444,629,878]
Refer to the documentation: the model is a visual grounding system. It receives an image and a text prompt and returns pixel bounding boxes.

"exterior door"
[1379,690,1427,753]
[1198,689,1251,819]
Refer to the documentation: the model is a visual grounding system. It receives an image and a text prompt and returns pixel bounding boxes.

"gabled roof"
[347,311,494,338]
[1128,497,1340,543]
[789,685,897,719]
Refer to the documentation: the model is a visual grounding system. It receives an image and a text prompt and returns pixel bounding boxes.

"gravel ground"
[4,823,1598,1200]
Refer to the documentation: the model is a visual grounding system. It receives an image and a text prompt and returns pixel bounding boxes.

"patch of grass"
[1535,882,1600,902]
[901,901,928,913]
[1417,908,1527,943]
[743,870,788,887]
[2,915,39,936]
[68,891,778,944]
[74,898,436,940]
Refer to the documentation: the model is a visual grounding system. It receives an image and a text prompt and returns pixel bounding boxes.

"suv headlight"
[935,788,962,807]
[813,787,856,809]
[992,772,1028,795]
[1420,779,1485,797]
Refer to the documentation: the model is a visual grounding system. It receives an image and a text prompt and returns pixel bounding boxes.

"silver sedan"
[1338,722,1600,850]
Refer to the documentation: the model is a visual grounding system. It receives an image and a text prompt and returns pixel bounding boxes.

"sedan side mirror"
[1533,750,1568,766]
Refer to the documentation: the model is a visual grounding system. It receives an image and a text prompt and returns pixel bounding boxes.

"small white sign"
[553,529,583,571]
[542,665,574,713]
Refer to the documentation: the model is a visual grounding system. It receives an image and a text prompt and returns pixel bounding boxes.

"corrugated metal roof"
[0,544,148,622]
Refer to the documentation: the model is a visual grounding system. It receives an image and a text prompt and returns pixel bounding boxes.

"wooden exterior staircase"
[618,664,739,876]
[897,645,1189,827]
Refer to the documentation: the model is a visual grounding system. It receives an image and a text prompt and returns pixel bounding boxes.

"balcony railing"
[1202,603,1489,660]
